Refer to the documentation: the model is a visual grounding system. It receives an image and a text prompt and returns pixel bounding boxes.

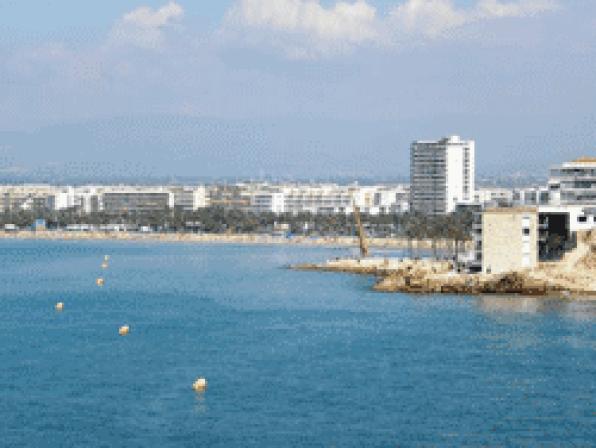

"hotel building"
[410,135,475,215]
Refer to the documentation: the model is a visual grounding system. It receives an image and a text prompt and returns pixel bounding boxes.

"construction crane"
[353,202,369,259]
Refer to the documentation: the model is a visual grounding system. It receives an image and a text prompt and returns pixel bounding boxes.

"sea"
[0,239,594,447]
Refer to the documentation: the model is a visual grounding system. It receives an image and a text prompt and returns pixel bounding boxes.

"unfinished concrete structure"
[480,207,538,274]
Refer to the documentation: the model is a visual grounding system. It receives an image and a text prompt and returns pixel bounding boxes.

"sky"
[0,0,594,181]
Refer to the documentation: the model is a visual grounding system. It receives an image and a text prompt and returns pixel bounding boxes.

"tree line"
[0,206,474,244]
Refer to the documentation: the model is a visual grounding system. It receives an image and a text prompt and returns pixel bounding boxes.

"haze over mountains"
[0,112,591,183]
[1,1,594,181]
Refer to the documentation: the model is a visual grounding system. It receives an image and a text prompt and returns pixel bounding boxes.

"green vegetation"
[0,207,474,244]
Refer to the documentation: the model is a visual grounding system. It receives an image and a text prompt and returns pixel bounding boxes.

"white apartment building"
[539,205,596,233]
[282,184,354,215]
[376,185,410,214]
[171,186,207,211]
[74,186,103,213]
[0,182,409,217]
[410,135,475,215]
[48,187,76,210]
[513,186,550,206]
[0,184,57,212]
[242,184,410,215]
[250,191,286,214]
[548,157,596,206]
[474,188,514,208]
[102,187,175,214]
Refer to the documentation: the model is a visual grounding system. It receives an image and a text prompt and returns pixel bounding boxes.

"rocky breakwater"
[295,231,596,298]
[374,269,566,296]
[294,258,453,279]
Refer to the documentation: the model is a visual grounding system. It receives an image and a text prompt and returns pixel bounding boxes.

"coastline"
[292,250,596,300]
[0,230,469,250]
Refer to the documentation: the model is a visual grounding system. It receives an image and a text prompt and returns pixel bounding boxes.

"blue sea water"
[0,239,594,447]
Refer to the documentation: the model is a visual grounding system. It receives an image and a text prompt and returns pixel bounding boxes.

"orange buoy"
[55,302,64,311]
[118,325,130,336]
[192,377,207,391]
[96,278,104,287]
[101,262,109,269]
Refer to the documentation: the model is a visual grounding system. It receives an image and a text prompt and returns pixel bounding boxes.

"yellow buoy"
[55,302,64,311]
[192,377,207,391]
[118,325,130,336]
[104,255,110,262]
[96,278,104,287]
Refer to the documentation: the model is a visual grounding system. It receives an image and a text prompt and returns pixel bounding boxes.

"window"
[523,228,530,236]
[578,216,587,223]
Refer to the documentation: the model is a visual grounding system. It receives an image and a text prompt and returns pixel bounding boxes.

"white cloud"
[222,0,560,57]
[476,0,559,19]
[388,0,467,39]
[224,0,379,58]
[388,0,560,39]
[109,1,184,50]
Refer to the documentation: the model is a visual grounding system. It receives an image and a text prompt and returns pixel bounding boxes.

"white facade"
[0,184,55,211]
[474,188,514,208]
[282,184,354,215]
[513,186,550,206]
[548,157,596,206]
[0,182,410,216]
[171,186,207,211]
[250,191,285,214]
[410,135,475,214]
[48,187,76,210]
[242,183,410,215]
[539,205,596,232]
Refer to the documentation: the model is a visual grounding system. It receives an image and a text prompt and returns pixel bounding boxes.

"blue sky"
[0,0,594,180]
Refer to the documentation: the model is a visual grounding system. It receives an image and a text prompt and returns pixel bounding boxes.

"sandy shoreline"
[0,230,469,250]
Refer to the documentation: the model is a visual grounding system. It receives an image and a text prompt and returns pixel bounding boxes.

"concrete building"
[513,186,550,206]
[241,183,410,216]
[207,184,251,210]
[539,205,596,233]
[250,191,285,214]
[47,187,76,211]
[171,186,207,211]
[548,157,596,206]
[0,182,409,217]
[73,186,103,214]
[376,185,410,214]
[282,184,354,215]
[410,135,475,215]
[102,187,174,214]
[474,187,514,208]
[476,207,539,274]
[0,185,56,212]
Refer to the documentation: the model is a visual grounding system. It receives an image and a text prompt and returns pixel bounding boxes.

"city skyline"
[1,1,594,180]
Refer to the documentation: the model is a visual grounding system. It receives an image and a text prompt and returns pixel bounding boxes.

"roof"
[572,156,596,164]
[484,206,537,214]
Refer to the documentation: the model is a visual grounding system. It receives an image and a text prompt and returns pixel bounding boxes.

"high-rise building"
[410,135,475,215]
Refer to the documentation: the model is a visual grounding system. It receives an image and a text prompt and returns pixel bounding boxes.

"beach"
[0,229,470,250]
